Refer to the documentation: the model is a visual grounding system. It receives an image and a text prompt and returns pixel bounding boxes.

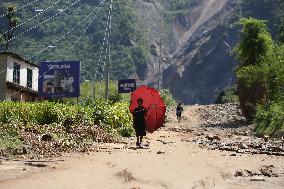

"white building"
[0,51,39,101]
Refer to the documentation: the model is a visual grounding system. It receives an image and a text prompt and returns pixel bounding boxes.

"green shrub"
[215,87,239,104]
[255,102,284,137]
[90,100,134,136]
[160,89,176,107]
[0,102,93,126]
[0,100,134,137]
[0,123,22,149]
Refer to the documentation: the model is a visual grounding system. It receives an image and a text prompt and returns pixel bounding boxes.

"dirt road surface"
[0,105,283,189]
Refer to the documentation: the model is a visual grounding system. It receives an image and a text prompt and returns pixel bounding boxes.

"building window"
[27,68,33,88]
[13,63,20,84]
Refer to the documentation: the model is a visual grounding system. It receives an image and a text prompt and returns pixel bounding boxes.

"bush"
[0,100,134,137]
[255,102,284,137]
[0,102,93,126]
[160,89,176,107]
[90,100,134,136]
[0,123,22,149]
[215,87,239,104]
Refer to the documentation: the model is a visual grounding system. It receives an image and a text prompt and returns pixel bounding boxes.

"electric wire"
[0,0,41,19]
[28,0,106,60]
[0,0,80,47]
[69,0,105,50]
[1,0,63,36]
[8,0,108,98]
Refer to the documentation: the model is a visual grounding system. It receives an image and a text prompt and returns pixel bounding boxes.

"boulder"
[206,134,214,141]
[238,142,249,149]
[41,133,53,141]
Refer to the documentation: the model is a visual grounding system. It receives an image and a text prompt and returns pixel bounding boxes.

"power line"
[7,0,108,98]
[28,0,106,60]
[92,5,111,96]
[0,0,41,19]
[1,0,63,36]
[6,0,113,99]
[69,1,106,50]
[95,1,112,97]
[0,0,80,47]
[91,15,110,98]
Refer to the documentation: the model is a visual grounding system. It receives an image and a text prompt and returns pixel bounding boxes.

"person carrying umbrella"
[132,98,147,147]
[176,103,183,123]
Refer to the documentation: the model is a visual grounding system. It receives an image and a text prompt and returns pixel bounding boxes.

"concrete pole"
[92,57,96,99]
[105,0,113,100]
[158,37,162,90]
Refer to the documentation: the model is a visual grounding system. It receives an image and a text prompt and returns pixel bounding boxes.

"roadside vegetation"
[215,87,239,104]
[0,81,177,158]
[0,100,133,158]
[234,17,284,137]
[160,89,176,107]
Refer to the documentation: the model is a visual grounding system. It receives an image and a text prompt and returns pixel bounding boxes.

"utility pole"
[105,0,113,100]
[158,37,162,90]
[92,57,96,99]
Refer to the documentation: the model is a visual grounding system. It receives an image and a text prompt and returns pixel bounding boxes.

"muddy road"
[0,105,283,189]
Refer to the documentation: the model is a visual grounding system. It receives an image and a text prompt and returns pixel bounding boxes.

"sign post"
[38,61,80,99]
[118,79,136,93]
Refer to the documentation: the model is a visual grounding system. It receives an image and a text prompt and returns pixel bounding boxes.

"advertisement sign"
[38,61,80,98]
[118,79,136,93]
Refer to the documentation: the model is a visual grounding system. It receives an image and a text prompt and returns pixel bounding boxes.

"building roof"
[0,51,38,67]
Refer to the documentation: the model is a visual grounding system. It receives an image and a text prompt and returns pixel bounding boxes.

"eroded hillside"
[135,0,284,104]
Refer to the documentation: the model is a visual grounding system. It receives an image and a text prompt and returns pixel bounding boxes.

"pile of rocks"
[189,126,284,156]
[235,165,279,179]
[198,103,246,128]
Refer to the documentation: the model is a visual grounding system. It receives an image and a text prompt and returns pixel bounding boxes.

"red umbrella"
[129,85,166,133]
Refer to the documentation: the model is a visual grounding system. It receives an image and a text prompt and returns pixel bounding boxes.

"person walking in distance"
[132,98,147,147]
[176,103,183,123]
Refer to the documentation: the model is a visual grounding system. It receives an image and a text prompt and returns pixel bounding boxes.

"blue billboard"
[118,79,136,93]
[38,61,80,98]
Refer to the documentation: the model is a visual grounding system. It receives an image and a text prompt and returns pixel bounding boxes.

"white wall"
[6,56,39,91]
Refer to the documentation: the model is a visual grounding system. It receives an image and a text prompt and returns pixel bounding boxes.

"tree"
[0,5,19,51]
[277,18,284,43]
[234,18,273,121]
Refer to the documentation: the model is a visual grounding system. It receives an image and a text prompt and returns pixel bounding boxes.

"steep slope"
[163,0,237,104]
[162,0,284,105]
[131,0,171,86]
[174,0,228,55]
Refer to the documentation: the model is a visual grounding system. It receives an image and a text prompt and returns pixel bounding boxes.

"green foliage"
[255,102,284,137]
[234,17,284,136]
[0,4,19,50]
[0,101,93,125]
[234,17,273,66]
[236,65,267,86]
[161,0,194,19]
[0,100,134,137]
[63,80,130,105]
[0,0,148,81]
[251,44,284,137]
[159,89,176,107]
[0,123,22,149]
[215,87,239,104]
[277,18,284,43]
[260,44,284,101]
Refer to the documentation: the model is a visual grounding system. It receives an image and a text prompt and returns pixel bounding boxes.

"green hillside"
[1,0,284,85]
[0,0,148,81]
